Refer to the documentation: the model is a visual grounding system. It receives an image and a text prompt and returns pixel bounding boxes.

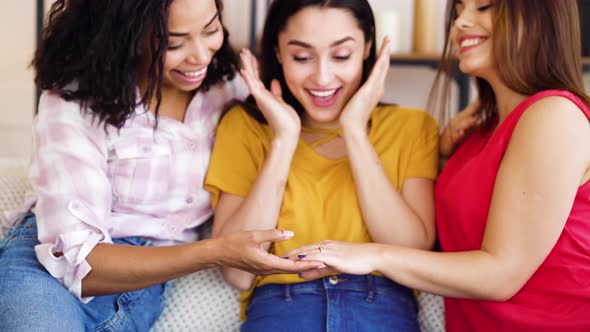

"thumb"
[270,80,284,101]
[253,229,295,244]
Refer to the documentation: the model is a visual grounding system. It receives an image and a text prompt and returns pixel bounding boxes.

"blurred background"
[1,0,589,160]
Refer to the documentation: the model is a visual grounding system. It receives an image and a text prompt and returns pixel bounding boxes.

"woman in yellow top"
[205,0,438,330]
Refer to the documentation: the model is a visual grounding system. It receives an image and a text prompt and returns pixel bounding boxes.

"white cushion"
[152,268,240,332]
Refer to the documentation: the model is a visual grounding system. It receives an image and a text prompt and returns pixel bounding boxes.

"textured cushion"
[418,291,446,332]
[0,159,445,331]
[0,159,30,237]
[152,268,241,332]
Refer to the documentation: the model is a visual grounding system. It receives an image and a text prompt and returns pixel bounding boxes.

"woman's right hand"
[240,48,301,140]
[440,101,481,158]
[212,229,323,275]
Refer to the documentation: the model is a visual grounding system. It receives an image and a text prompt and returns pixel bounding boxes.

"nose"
[312,58,334,86]
[454,9,475,29]
[186,39,211,65]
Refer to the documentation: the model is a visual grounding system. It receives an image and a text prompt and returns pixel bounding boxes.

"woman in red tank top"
[288,0,590,331]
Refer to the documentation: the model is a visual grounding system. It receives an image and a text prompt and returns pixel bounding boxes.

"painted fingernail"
[298,255,306,259]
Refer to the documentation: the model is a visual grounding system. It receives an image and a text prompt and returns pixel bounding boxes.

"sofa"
[0,159,445,331]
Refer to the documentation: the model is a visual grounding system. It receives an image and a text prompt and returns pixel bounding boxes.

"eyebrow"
[287,36,356,48]
[169,12,220,37]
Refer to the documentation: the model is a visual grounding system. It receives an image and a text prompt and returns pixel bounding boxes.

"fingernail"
[283,230,294,237]
[298,255,306,259]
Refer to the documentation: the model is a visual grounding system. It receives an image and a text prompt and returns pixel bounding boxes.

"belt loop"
[366,274,376,302]
[284,283,293,302]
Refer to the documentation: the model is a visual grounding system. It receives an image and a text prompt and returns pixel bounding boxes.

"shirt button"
[328,275,339,285]
[168,225,177,232]
[185,196,194,204]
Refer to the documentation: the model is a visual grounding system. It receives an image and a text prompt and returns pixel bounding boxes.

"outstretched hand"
[339,37,392,131]
[440,100,481,158]
[240,48,301,140]
[214,229,323,276]
[283,241,383,279]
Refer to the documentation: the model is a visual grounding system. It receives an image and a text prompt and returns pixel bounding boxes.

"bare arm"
[213,138,298,290]
[339,37,435,249]
[293,97,590,300]
[343,127,436,249]
[212,49,301,290]
[82,229,322,296]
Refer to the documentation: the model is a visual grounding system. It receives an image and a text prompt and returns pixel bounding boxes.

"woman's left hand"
[283,241,383,279]
[339,37,392,132]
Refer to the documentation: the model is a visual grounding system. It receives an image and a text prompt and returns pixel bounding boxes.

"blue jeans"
[0,213,167,332]
[242,274,420,332]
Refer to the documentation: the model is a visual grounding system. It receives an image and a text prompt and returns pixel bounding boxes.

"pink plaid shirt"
[7,77,247,302]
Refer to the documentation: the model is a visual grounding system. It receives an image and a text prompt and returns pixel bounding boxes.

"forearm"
[343,128,432,248]
[374,244,516,301]
[216,138,297,236]
[83,240,221,296]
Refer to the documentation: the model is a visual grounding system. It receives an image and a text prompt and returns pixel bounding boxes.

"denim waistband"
[253,274,412,302]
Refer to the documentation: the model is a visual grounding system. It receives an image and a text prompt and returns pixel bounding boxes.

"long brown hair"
[242,0,377,123]
[430,0,590,131]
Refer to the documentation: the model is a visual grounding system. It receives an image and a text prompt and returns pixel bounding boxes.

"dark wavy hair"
[32,0,238,129]
[430,0,590,131]
[243,0,377,123]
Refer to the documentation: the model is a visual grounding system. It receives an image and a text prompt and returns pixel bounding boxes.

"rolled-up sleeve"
[31,92,113,303]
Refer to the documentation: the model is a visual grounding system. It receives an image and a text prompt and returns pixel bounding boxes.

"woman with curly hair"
[0,0,319,330]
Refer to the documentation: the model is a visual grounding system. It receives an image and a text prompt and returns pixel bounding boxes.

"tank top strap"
[500,90,590,138]
[513,89,590,122]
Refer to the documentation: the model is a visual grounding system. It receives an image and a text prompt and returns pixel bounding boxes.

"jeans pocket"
[94,289,147,332]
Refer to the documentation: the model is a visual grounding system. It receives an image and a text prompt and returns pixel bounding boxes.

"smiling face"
[451,0,495,79]
[276,6,371,129]
[162,0,224,92]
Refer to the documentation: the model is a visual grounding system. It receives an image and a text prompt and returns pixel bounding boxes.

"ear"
[363,39,373,60]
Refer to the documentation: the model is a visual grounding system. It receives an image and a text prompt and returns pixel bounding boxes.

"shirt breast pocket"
[110,139,173,203]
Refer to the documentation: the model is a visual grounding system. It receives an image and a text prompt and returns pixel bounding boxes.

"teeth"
[182,67,207,77]
[309,89,337,98]
[461,38,484,48]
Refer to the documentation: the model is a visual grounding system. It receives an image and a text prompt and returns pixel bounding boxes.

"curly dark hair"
[32,0,239,129]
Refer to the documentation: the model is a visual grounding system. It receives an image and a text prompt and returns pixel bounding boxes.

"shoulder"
[218,105,268,137]
[36,91,100,130]
[372,105,439,134]
[512,94,590,162]
[519,94,590,135]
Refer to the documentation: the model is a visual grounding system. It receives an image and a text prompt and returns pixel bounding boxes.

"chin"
[305,108,342,126]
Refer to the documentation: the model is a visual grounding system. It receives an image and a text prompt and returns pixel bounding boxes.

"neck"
[485,73,528,124]
[137,78,193,122]
[301,114,341,130]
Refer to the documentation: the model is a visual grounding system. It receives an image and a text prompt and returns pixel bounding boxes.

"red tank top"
[435,90,590,332]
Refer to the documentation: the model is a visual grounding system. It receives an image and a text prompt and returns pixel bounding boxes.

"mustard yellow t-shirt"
[205,104,439,317]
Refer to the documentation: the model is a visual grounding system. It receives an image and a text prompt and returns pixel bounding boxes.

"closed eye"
[478,4,493,11]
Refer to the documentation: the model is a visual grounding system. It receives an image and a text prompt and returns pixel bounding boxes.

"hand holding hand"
[214,229,323,275]
[283,241,383,279]
[339,37,392,133]
[240,49,301,140]
[440,100,481,158]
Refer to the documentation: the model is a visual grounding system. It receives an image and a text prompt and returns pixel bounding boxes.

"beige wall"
[0,1,589,160]
[0,2,36,160]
